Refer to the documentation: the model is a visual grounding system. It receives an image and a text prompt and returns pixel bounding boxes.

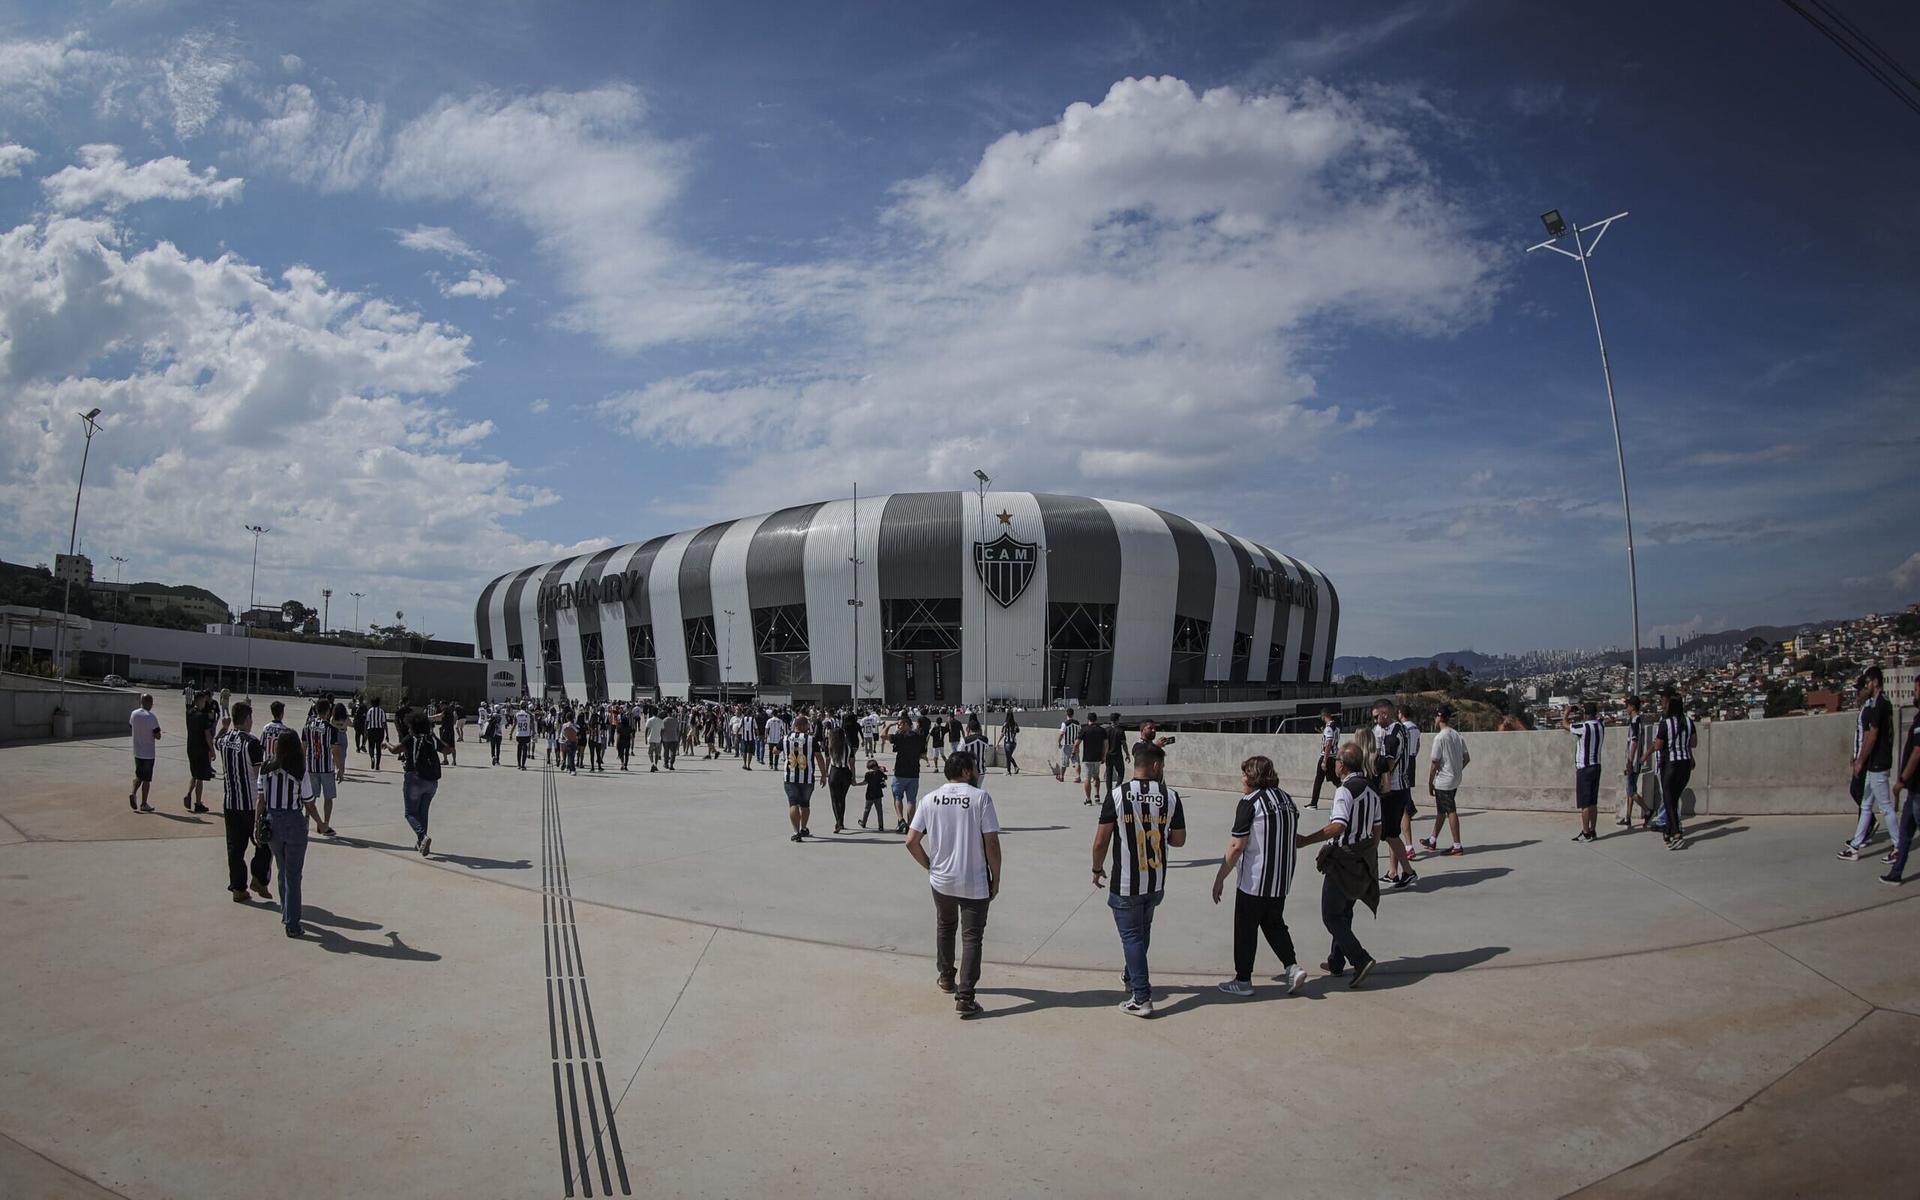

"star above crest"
[995,509,1013,525]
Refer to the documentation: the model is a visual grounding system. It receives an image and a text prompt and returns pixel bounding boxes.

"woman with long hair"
[182,692,216,813]
[999,712,1020,775]
[1652,691,1695,851]
[257,727,322,937]
[1355,725,1378,784]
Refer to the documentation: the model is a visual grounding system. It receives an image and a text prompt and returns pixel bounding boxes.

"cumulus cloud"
[156,29,240,139]
[0,210,579,637]
[440,268,508,299]
[0,144,36,177]
[41,144,244,211]
[599,76,1499,518]
[229,83,385,192]
[383,85,747,349]
[394,224,485,263]
[0,33,124,119]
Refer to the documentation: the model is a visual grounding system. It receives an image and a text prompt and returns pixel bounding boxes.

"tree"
[1765,685,1806,718]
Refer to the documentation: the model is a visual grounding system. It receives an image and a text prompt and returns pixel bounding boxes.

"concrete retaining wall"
[1,676,135,742]
[1155,708,1909,816]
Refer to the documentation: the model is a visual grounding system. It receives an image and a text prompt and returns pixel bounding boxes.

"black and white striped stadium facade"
[474,492,1339,708]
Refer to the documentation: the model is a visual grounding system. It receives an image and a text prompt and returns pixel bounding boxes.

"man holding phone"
[906,751,1002,1017]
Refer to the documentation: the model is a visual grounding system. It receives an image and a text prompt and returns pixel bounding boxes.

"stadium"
[474,491,1338,708]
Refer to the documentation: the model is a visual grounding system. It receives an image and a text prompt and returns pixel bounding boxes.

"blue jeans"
[403,774,439,841]
[267,809,309,930]
[1888,788,1920,879]
[1108,891,1162,1002]
[1851,770,1894,848]
[1321,873,1371,973]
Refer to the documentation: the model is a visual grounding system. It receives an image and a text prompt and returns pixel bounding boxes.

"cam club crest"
[973,532,1038,609]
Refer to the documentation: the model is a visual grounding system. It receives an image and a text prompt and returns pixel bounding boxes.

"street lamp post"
[972,469,991,707]
[243,524,270,698]
[1528,208,1642,696]
[849,482,866,705]
[108,554,127,668]
[350,591,365,634]
[722,608,736,703]
[321,588,332,634]
[53,408,104,694]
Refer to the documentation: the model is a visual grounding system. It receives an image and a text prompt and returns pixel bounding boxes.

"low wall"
[1155,708,1906,817]
[0,676,133,742]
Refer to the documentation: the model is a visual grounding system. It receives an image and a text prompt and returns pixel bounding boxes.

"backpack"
[411,734,443,780]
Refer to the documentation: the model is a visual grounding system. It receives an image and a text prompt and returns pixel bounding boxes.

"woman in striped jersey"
[1651,691,1694,851]
[1211,755,1307,997]
[258,727,323,936]
[217,702,273,904]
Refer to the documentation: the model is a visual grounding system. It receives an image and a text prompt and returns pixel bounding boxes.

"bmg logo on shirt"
[931,793,972,809]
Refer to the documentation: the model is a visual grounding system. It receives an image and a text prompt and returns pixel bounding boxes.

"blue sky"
[0,0,1914,656]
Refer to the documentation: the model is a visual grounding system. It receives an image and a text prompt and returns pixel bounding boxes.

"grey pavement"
[1,690,1915,1198]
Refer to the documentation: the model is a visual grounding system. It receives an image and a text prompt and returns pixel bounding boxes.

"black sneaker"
[800,827,812,838]
[1394,871,1417,889]
[790,832,804,842]
[937,978,956,994]
[954,998,981,1017]
[420,838,431,857]
[1350,958,1376,988]
[285,925,305,939]
[1880,872,1902,886]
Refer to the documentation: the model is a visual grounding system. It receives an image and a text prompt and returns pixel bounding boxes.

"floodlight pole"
[108,554,127,666]
[722,608,735,703]
[849,482,866,705]
[350,591,365,633]
[54,409,103,697]
[243,524,270,698]
[1528,210,1642,698]
[973,470,991,707]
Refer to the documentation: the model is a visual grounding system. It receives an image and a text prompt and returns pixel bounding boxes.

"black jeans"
[1320,873,1370,973]
[827,766,854,826]
[1233,889,1296,981]
[932,888,990,1002]
[662,741,678,769]
[1310,757,1332,805]
[1659,761,1692,838]
[223,809,270,893]
[516,736,532,768]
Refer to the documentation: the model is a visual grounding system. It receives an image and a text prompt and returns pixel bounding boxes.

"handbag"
[252,804,271,849]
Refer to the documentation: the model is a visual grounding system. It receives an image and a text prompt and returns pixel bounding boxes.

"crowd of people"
[121,668,1920,1004]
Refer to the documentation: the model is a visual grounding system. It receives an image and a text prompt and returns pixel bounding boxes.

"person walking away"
[1211,755,1307,997]
[331,701,352,782]
[1077,715,1109,806]
[1369,701,1414,888]
[660,709,682,770]
[999,712,1020,774]
[826,720,856,834]
[859,759,889,830]
[485,705,504,765]
[1057,709,1081,784]
[1564,703,1604,843]
[1309,708,1338,809]
[1651,692,1694,851]
[258,729,323,937]
[363,699,388,771]
[1878,675,1920,885]
[962,720,991,779]
[615,706,634,770]
[302,707,340,837]
[1418,705,1469,856]
[260,701,291,763]
[1300,743,1381,987]
[391,713,443,856]
[217,702,273,903]
[646,708,664,771]
[1399,703,1422,843]
[439,703,458,767]
[127,693,163,812]
[783,715,829,841]
[906,751,1002,1017]
[513,706,535,770]
[1617,695,1655,829]
[888,717,929,833]
[1840,666,1895,862]
[1090,742,1187,1017]
[182,692,214,814]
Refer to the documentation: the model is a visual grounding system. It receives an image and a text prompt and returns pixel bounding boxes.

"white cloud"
[41,144,244,211]
[383,85,747,349]
[529,398,550,414]
[0,144,36,177]
[230,83,385,192]
[156,30,240,139]
[600,76,1499,519]
[440,268,508,299]
[394,224,484,263]
[0,210,577,638]
[0,33,124,119]
[280,53,304,74]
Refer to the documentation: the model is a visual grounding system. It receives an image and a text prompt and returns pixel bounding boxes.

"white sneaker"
[1119,997,1154,1017]
[1217,979,1254,997]
[1284,964,1308,994]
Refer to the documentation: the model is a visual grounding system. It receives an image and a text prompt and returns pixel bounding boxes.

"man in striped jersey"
[302,708,340,837]
[783,715,829,842]
[961,719,992,775]
[1651,691,1694,851]
[1564,703,1604,843]
[1058,709,1080,783]
[363,700,388,771]
[1211,754,1307,997]
[1617,695,1656,829]
[216,702,272,903]
[1299,743,1381,987]
[1090,742,1187,1017]
[259,701,291,763]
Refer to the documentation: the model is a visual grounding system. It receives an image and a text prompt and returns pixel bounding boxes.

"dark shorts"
[784,781,814,809]
[1432,787,1457,816]
[1575,765,1602,809]
[1381,789,1411,833]
[133,756,154,783]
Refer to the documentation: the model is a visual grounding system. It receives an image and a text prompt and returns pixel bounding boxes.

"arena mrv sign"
[537,568,644,614]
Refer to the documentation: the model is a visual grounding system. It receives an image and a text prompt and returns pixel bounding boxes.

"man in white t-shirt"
[905,749,1002,1018]
[1420,705,1470,856]
[128,694,163,813]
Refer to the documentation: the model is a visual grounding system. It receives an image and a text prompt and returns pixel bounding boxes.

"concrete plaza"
[1,692,1915,1198]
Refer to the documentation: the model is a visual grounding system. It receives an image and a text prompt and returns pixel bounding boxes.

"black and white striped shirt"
[1373,723,1405,792]
[1624,718,1644,771]
[1320,721,1338,757]
[1099,779,1185,897]
[1658,715,1696,765]
[1059,719,1080,752]
[304,719,334,776]
[962,733,991,766]
[1570,719,1604,770]
[1401,720,1420,785]
[260,720,291,762]
[259,766,313,811]
[1231,787,1299,898]
[782,732,818,785]
[217,730,263,812]
[1329,774,1381,847]
[365,705,388,734]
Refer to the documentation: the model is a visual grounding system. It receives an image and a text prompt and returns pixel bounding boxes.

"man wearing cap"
[1839,667,1895,862]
